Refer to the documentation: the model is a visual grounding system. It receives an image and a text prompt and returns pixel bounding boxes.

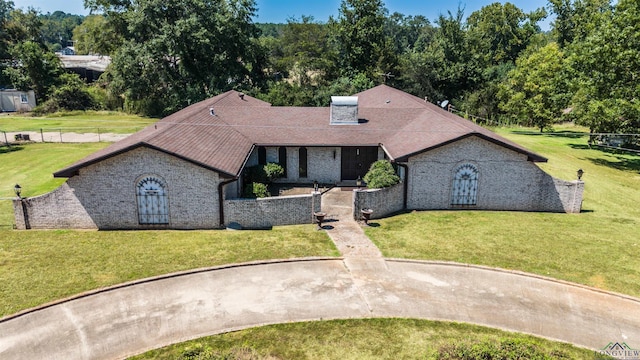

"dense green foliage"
[241,163,283,197]
[72,15,122,55]
[85,0,267,117]
[263,162,284,182]
[363,159,400,188]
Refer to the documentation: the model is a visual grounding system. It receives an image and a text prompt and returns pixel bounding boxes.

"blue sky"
[11,0,553,29]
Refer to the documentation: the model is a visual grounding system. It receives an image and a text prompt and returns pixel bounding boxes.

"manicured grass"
[366,124,640,297]
[0,111,155,134]
[0,227,337,317]
[129,319,598,359]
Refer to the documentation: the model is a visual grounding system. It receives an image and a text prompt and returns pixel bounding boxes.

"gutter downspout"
[396,163,409,210]
[381,143,408,211]
[219,144,256,228]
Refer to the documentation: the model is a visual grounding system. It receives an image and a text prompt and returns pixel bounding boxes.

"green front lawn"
[0,227,337,317]
[0,111,155,134]
[366,125,640,297]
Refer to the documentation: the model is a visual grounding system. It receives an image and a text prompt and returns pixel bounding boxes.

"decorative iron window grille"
[451,164,479,206]
[136,176,169,224]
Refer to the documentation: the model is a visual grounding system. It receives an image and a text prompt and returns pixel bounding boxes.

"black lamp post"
[14,184,30,229]
[577,169,584,180]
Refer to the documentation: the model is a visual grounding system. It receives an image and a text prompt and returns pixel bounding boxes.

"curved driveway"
[1,258,639,360]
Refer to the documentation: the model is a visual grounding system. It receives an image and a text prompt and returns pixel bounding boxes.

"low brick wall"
[13,183,97,230]
[352,183,405,220]
[224,192,321,229]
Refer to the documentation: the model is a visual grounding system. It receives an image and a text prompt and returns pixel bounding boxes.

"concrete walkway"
[321,188,387,272]
[1,190,640,359]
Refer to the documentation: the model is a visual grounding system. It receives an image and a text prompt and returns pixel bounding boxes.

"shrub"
[243,182,270,198]
[363,160,400,189]
[435,338,571,359]
[264,162,284,182]
[244,165,268,184]
[34,73,97,114]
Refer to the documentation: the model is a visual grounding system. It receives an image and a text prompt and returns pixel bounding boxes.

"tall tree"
[275,16,336,84]
[40,11,83,51]
[4,40,63,99]
[331,0,395,78]
[86,0,267,116]
[73,15,122,55]
[548,0,612,48]
[498,42,569,132]
[567,0,640,134]
[467,2,546,66]
[0,0,13,58]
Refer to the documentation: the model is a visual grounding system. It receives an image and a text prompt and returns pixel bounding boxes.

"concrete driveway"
[1,258,639,360]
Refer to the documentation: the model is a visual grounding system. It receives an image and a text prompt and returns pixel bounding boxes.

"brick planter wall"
[224,192,321,229]
[352,183,405,220]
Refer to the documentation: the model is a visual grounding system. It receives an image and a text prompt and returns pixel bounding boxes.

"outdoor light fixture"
[356,176,362,187]
[13,184,22,198]
[577,169,584,180]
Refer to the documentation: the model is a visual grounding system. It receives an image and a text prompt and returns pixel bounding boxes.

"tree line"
[1,0,638,135]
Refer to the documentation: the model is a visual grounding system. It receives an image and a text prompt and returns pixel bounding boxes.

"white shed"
[0,89,36,112]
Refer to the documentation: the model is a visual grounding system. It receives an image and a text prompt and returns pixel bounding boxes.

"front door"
[341,147,378,180]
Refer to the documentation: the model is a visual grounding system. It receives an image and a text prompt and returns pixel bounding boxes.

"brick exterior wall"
[224,192,321,229]
[406,136,583,213]
[247,146,343,184]
[352,183,405,220]
[15,147,223,230]
[14,136,583,230]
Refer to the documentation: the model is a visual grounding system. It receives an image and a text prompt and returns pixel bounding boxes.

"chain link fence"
[1,128,137,145]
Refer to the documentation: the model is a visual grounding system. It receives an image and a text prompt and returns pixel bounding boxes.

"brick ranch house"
[13,85,584,230]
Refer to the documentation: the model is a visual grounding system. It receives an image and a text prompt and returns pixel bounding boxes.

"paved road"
[1,189,639,359]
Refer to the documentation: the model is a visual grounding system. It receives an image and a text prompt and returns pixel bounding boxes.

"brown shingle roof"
[54,86,546,178]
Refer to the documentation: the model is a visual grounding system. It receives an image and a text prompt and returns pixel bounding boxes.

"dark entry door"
[341,147,378,180]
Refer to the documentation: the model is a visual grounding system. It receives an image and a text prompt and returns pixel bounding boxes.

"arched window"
[451,164,479,206]
[279,146,287,176]
[136,176,169,224]
[258,146,266,165]
[299,147,308,178]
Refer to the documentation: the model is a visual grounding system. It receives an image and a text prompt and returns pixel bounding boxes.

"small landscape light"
[356,176,362,187]
[577,169,584,180]
[14,184,22,198]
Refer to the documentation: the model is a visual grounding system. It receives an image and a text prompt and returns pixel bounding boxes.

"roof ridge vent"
[330,96,358,125]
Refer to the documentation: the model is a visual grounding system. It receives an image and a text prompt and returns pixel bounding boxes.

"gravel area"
[3,131,130,143]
